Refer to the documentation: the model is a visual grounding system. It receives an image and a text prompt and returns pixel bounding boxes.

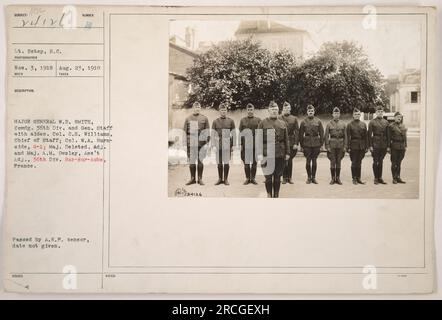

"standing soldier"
[257,101,290,198]
[278,101,299,184]
[346,108,368,185]
[299,105,324,184]
[183,101,210,185]
[239,103,261,185]
[324,107,347,185]
[368,106,389,185]
[212,103,236,185]
[388,112,407,184]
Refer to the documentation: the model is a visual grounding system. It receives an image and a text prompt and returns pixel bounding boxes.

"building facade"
[234,20,307,57]
[387,69,421,128]
[169,41,198,110]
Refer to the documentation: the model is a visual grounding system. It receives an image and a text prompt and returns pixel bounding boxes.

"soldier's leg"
[223,148,231,185]
[197,146,206,185]
[273,158,284,198]
[372,149,379,181]
[349,150,356,182]
[288,149,297,182]
[215,148,224,185]
[357,150,366,184]
[251,161,258,183]
[397,150,406,183]
[335,149,344,185]
[243,162,251,184]
[186,146,197,185]
[311,148,320,183]
[378,148,387,181]
[304,148,312,183]
[241,148,250,183]
[328,150,335,184]
[390,149,398,182]
[264,173,273,197]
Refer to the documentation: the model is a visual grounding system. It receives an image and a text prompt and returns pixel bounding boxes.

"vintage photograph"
[168,17,422,198]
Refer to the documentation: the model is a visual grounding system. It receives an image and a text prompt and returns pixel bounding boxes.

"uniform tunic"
[257,117,290,159]
[325,119,347,168]
[257,117,289,177]
[368,117,389,149]
[368,116,390,165]
[239,115,261,163]
[388,121,408,170]
[299,116,324,148]
[346,119,368,168]
[212,117,236,164]
[183,113,210,162]
[278,114,299,151]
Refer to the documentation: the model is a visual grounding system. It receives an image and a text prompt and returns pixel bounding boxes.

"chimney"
[185,26,195,49]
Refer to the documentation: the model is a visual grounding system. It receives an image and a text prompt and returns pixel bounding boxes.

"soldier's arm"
[367,121,373,148]
[299,121,305,148]
[230,120,236,147]
[319,120,325,146]
[204,117,210,143]
[256,121,265,157]
[343,124,348,150]
[239,118,244,132]
[346,123,351,150]
[284,126,290,157]
[183,118,188,141]
[211,120,217,146]
[294,118,300,146]
[324,123,330,149]
[386,125,392,149]
[364,123,369,150]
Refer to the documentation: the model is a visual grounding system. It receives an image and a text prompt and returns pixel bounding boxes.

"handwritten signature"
[174,188,203,197]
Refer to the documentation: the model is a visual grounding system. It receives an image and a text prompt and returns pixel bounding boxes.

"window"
[410,91,419,103]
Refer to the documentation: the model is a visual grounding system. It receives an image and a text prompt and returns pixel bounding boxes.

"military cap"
[353,108,361,113]
[307,104,315,110]
[246,103,254,109]
[219,103,227,110]
[375,105,384,111]
[192,101,201,108]
[283,101,291,107]
[333,107,340,113]
[268,101,278,108]
[394,111,402,117]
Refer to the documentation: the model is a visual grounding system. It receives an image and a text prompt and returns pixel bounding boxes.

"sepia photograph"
[168,17,423,198]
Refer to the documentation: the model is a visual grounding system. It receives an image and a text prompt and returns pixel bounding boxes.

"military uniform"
[388,120,407,183]
[212,116,236,184]
[257,117,289,197]
[325,118,347,183]
[299,116,324,182]
[278,114,299,182]
[239,115,261,183]
[346,118,368,183]
[183,113,210,183]
[368,116,389,182]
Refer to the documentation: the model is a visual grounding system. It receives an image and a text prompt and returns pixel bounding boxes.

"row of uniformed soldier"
[183,101,408,196]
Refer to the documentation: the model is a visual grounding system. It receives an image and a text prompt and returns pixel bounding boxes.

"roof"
[235,20,307,36]
[169,41,199,58]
